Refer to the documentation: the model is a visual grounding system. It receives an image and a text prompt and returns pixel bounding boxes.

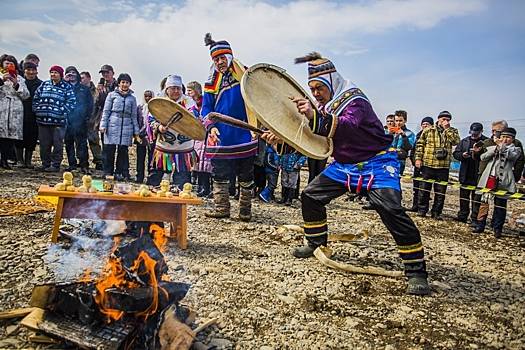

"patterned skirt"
[151,149,197,173]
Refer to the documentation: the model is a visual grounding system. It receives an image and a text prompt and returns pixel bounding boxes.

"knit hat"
[421,116,434,125]
[165,74,183,89]
[117,73,132,84]
[49,65,64,77]
[469,122,483,133]
[23,62,37,70]
[294,52,352,100]
[204,33,233,58]
[438,110,452,120]
[501,127,516,138]
[295,52,337,81]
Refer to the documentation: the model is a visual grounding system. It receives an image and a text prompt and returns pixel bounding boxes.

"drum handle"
[207,112,265,134]
[165,112,183,128]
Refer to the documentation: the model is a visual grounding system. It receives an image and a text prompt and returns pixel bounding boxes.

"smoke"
[43,219,125,282]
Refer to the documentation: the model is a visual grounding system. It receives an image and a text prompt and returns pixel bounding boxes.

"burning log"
[30,283,100,325]
[114,233,168,286]
[103,281,190,313]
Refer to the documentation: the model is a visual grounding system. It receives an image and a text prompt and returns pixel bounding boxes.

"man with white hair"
[146,75,197,189]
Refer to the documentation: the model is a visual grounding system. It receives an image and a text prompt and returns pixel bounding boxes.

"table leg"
[176,205,188,250]
[51,198,64,243]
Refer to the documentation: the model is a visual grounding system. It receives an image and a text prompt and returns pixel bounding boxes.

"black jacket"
[453,135,488,184]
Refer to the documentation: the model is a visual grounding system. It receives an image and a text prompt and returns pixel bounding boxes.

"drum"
[147,97,206,141]
[240,63,332,159]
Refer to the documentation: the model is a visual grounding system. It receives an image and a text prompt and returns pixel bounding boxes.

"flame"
[150,223,167,252]
[133,251,159,319]
[92,226,166,323]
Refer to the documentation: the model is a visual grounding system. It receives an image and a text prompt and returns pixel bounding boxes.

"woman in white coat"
[0,54,29,169]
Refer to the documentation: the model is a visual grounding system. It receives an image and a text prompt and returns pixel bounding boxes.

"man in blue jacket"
[64,66,93,174]
[391,110,415,176]
[201,33,258,221]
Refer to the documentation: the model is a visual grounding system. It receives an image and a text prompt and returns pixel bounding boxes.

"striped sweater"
[33,79,76,127]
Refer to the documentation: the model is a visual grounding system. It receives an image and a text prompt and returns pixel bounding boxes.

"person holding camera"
[473,128,521,238]
[452,122,487,223]
[414,110,460,219]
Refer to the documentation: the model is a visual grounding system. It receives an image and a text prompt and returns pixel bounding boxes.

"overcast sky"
[1,0,524,137]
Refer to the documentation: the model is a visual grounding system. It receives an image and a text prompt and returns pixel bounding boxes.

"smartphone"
[389,126,401,133]
[98,78,105,85]
[473,141,484,148]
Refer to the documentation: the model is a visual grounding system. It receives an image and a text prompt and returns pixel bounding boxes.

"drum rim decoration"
[240,63,333,160]
[147,97,206,141]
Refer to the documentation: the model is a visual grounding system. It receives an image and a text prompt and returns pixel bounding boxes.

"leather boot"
[238,187,252,222]
[406,275,430,295]
[24,149,33,168]
[205,181,230,218]
[293,244,318,258]
[15,147,25,167]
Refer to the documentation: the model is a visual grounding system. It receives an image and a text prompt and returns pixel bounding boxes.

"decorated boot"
[204,181,231,218]
[238,187,252,222]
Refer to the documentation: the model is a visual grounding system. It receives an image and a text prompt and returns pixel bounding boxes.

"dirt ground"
[0,151,524,349]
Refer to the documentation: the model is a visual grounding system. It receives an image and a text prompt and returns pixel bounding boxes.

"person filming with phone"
[452,122,487,224]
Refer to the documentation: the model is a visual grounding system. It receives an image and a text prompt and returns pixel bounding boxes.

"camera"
[434,148,448,160]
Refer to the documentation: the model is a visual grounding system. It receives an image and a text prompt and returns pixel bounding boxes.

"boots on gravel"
[205,181,230,219]
[406,275,430,295]
[238,187,252,222]
[293,243,322,258]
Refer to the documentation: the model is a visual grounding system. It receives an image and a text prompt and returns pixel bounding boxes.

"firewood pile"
[1,220,214,349]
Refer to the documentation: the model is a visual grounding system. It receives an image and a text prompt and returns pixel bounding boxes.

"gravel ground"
[0,159,524,350]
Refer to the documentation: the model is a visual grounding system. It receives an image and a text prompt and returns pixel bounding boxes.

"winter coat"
[92,79,117,129]
[452,134,488,184]
[475,137,525,182]
[0,74,30,139]
[21,77,42,148]
[264,145,279,174]
[280,151,307,173]
[415,125,460,169]
[100,89,139,146]
[33,79,76,127]
[477,144,521,193]
[390,127,415,161]
[67,81,94,132]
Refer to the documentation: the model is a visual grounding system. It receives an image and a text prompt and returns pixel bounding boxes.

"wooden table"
[37,185,202,249]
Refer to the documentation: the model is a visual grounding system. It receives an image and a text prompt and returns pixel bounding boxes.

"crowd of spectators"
[1,52,523,237]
